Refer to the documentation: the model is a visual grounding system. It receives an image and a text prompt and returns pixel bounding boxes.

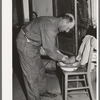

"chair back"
[87,37,95,73]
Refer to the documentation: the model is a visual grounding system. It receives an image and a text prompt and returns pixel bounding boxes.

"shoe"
[40,91,57,98]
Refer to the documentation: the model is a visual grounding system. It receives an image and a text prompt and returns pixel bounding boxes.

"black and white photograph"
[2,0,98,100]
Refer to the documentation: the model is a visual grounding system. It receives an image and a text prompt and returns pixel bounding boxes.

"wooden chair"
[58,37,95,100]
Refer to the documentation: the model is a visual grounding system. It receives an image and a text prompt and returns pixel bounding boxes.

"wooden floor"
[13,71,96,100]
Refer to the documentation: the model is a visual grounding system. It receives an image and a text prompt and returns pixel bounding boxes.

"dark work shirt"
[22,16,64,61]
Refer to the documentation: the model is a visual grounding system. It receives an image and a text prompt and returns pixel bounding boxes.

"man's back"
[22,16,59,46]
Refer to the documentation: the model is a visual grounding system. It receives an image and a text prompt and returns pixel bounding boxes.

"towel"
[76,35,97,65]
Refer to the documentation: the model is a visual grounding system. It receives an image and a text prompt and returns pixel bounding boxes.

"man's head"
[58,13,75,32]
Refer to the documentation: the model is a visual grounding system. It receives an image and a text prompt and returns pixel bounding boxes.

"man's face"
[59,19,74,33]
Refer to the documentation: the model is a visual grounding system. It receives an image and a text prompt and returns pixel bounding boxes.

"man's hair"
[61,13,74,22]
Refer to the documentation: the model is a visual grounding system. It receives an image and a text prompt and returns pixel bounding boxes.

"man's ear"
[66,19,70,23]
[62,19,69,26]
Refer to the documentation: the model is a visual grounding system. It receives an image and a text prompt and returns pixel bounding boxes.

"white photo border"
[2,0,99,100]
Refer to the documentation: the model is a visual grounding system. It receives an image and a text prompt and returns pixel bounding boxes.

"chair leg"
[76,76,79,87]
[87,74,95,100]
[62,74,64,99]
[83,75,87,86]
[64,75,68,100]
[83,75,89,96]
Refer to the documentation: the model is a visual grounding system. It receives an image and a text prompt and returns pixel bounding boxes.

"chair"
[58,37,96,100]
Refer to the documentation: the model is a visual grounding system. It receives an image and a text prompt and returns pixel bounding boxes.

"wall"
[23,0,29,22]
[32,0,53,16]
[22,0,53,22]
[13,0,18,25]
[87,0,97,26]
[91,0,97,26]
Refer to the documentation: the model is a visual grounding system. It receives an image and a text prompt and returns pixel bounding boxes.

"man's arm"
[41,29,70,63]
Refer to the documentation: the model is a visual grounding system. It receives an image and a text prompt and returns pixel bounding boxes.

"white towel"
[77,35,97,65]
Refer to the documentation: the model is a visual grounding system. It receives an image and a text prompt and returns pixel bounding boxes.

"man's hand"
[69,56,76,63]
[62,56,70,64]
[62,56,76,64]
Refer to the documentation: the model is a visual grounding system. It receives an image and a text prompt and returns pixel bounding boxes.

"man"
[16,13,75,100]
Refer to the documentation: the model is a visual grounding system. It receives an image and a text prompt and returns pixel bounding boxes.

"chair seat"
[74,66,86,72]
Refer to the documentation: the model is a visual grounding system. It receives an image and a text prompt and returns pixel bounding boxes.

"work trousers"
[16,30,47,100]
